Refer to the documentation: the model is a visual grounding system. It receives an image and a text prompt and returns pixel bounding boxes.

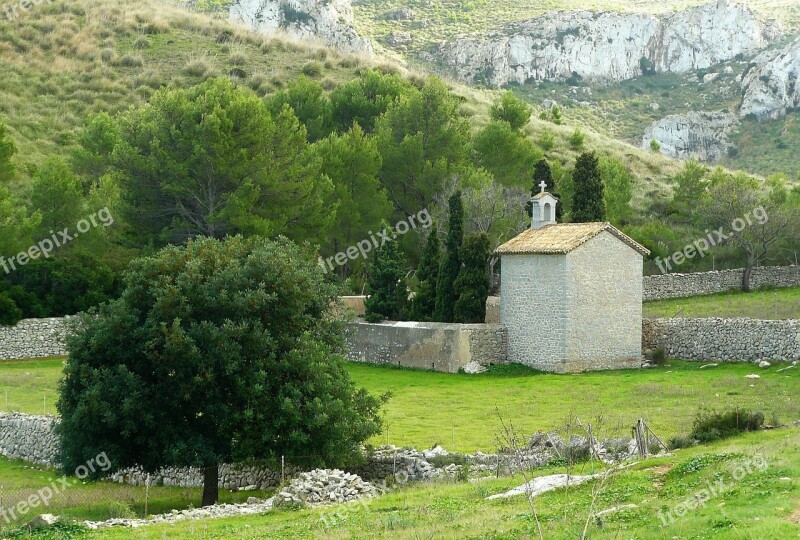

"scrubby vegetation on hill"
[0,0,798,325]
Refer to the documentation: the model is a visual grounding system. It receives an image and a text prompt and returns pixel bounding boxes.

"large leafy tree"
[330,69,411,133]
[453,232,491,323]
[701,173,800,291]
[267,76,333,142]
[58,236,383,507]
[489,91,532,131]
[434,191,463,322]
[315,124,392,278]
[30,158,85,236]
[364,222,407,322]
[375,77,471,215]
[570,152,606,223]
[106,77,333,245]
[473,120,542,189]
[598,155,634,226]
[409,227,440,321]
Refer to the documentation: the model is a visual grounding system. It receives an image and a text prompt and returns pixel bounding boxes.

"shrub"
[650,139,661,153]
[107,500,137,519]
[302,60,323,78]
[0,293,22,326]
[690,409,765,443]
[229,51,247,66]
[538,130,555,151]
[133,36,151,49]
[569,128,585,149]
[668,435,696,450]
[118,54,144,67]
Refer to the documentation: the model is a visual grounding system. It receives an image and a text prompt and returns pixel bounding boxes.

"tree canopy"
[57,236,383,506]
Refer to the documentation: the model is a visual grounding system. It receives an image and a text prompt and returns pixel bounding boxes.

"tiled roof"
[531,192,558,201]
[495,222,650,256]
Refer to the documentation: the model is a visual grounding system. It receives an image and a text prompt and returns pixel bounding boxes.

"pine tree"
[453,233,491,323]
[434,192,463,322]
[410,228,440,321]
[570,152,606,223]
[364,223,407,322]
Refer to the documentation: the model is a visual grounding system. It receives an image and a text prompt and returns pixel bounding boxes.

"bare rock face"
[437,1,777,86]
[642,111,739,163]
[740,37,800,119]
[230,0,374,56]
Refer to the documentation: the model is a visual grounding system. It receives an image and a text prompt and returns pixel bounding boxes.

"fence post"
[281,455,285,484]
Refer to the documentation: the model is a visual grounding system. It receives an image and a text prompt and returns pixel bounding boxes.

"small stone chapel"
[494,184,650,373]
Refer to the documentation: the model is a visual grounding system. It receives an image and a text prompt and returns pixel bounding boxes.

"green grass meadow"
[2,357,798,453]
[643,287,800,320]
[85,428,800,539]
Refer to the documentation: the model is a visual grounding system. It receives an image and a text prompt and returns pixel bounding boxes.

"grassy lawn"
[643,287,800,320]
[0,358,64,416]
[0,456,274,527]
[86,428,800,539]
[3,358,798,453]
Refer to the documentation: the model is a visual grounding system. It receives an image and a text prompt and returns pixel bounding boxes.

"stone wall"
[0,413,59,466]
[642,318,800,362]
[344,320,506,373]
[0,318,70,360]
[642,265,800,301]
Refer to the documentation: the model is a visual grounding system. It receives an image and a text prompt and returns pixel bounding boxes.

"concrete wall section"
[565,231,644,372]
[642,317,800,362]
[343,321,507,373]
[499,254,567,370]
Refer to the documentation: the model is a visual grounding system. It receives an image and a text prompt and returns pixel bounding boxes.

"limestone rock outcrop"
[642,111,739,163]
[437,1,778,87]
[740,37,800,119]
[230,0,374,56]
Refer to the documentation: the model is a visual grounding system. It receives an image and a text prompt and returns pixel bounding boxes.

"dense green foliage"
[453,233,491,323]
[489,91,532,131]
[570,152,606,223]
[57,236,383,506]
[364,223,408,322]
[409,228,440,321]
[434,191,464,322]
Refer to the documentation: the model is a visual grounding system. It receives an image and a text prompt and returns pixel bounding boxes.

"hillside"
[0,0,685,198]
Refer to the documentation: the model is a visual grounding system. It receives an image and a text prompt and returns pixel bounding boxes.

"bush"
[650,139,661,153]
[569,128,585,149]
[0,293,22,326]
[302,61,323,78]
[690,409,765,443]
[668,435,696,450]
[539,130,555,151]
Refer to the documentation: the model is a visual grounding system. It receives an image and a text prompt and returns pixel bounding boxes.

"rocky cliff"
[230,0,374,56]
[740,37,800,119]
[642,112,739,163]
[437,1,778,87]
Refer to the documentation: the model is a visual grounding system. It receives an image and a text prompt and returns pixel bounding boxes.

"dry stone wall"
[0,413,59,466]
[0,318,69,360]
[643,265,800,301]
[643,318,800,362]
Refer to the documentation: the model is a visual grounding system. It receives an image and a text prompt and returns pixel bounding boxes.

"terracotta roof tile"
[495,222,650,256]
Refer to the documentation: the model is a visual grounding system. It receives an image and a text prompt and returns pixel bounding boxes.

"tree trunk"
[742,263,754,293]
[202,464,219,507]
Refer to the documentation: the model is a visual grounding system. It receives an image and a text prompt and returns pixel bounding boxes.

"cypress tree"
[571,151,606,223]
[453,233,491,323]
[434,191,464,322]
[364,222,407,322]
[410,227,440,321]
